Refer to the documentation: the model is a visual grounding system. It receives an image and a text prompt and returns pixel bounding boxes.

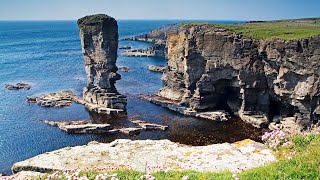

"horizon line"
[0,19,249,21]
[0,16,319,22]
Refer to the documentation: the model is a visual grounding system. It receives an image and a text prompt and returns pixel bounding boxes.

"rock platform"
[12,139,275,174]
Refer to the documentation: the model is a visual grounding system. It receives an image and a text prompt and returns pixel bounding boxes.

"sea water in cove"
[0,20,264,174]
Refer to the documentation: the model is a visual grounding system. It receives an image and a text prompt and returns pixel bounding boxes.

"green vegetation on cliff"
[182,18,320,40]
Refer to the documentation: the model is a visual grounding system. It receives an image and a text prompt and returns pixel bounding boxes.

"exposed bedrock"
[157,24,320,130]
[78,14,127,114]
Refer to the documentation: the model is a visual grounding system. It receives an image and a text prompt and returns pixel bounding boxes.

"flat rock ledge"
[140,95,230,121]
[5,83,32,90]
[27,90,76,107]
[44,120,168,135]
[27,90,125,115]
[12,139,275,175]
[44,120,112,134]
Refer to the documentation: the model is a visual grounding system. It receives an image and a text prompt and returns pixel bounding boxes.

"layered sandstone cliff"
[78,14,127,114]
[156,24,320,130]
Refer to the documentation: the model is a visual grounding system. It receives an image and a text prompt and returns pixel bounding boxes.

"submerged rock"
[5,83,31,90]
[130,120,168,131]
[118,66,130,72]
[12,139,275,174]
[110,127,142,136]
[78,14,127,115]
[119,46,132,50]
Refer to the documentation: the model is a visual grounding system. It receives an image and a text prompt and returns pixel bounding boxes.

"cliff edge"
[155,19,320,130]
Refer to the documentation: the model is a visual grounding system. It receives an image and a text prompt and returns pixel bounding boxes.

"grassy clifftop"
[181,18,320,40]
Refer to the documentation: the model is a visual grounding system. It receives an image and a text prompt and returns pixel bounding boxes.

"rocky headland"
[123,24,180,58]
[78,14,127,115]
[146,19,320,132]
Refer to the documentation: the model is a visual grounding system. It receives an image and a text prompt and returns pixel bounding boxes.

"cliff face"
[158,24,320,129]
[78,14,127,114]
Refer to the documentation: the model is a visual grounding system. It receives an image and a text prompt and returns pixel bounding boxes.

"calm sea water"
[0,20,264,174]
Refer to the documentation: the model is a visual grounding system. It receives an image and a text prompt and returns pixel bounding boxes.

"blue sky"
[0,0,319,21]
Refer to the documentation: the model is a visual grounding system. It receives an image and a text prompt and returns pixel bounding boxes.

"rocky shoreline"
[139,95,230,121]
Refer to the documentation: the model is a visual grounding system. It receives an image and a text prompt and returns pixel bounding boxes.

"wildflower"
[282,141,292,147]
[182,175,189,180]
[140,174,155,180]
[232,174,240,180]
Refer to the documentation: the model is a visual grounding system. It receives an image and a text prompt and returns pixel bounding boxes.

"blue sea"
[0,20,263,174]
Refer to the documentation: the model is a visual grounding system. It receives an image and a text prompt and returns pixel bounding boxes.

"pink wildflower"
[182,175,189,180]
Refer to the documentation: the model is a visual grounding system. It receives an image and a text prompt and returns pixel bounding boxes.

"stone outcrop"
[27,91,75,107]
[5,83,31,90]
[148,65,166,73]
[12,139,275,174]
[44,119,168,135]
[44,120,112,134]
[78,14,127,115]
[153,24,320,130]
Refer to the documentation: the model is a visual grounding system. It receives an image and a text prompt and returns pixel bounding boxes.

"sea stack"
[78,14,127,114]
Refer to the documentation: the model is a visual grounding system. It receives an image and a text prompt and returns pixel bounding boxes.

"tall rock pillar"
[78,14,127,114]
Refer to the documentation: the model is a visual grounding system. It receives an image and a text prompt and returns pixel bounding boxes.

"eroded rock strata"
[152,24,320,130]
[78,14,127,114]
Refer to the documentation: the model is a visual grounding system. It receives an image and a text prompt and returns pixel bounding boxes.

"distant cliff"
[123,24,180,58]
[155,19,320,130]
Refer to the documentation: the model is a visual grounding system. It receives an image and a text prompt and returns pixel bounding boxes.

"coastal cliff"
[123,24,180,58]
[78,14,127,114]
[155,20,320,130]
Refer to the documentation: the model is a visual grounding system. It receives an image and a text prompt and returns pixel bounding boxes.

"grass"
[239,137,320,180]
[41,133,320,180]
[181,18,320,40]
